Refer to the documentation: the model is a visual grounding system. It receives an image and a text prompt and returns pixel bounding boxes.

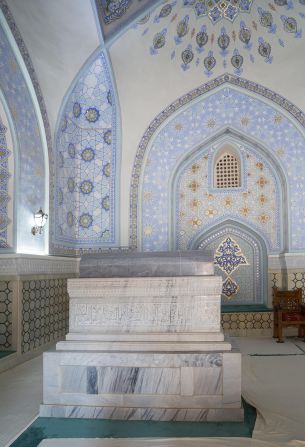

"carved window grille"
[214,152,240,188]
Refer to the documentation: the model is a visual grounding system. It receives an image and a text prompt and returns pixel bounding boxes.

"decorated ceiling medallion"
[101,0,132,24]
[222,276,239,297]
[214,236,248,275]
[140,0,304,76]
[183,0,253,23]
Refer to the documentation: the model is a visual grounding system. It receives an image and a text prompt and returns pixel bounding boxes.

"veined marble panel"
[39,405,243,421]
[41,350,242,421]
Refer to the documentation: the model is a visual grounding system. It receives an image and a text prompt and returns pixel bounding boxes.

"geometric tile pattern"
[0,0,53,164]
[271,272,279,289]
[290,272,305,301]
[137,0,304,75]
[0,23,45,249]
[215,237,248,275]
[221,311,273,331]
[140,86,296,251]
[0,280,13,349]
[130,75,305,250]
[222,276,239,298]
[177,147,279,250]
[215,237,248,298]
[21,278,69,354]
[199,227,263,305]
[0,119,11,248]
[55,51,118,249]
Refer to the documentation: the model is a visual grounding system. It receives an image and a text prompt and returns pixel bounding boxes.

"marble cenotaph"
[40,251,243,421]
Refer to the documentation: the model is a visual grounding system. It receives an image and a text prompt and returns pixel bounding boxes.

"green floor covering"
[0,351,15,359]
[10,399,256,447]
[221,305,271,313]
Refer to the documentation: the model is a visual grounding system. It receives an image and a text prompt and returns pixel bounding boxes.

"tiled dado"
[221,312,273,336]
[0,280,13,349]
[21,278,69,354]
[0,255,79,371]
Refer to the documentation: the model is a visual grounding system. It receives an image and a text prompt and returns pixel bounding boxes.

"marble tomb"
[40,251,244,421]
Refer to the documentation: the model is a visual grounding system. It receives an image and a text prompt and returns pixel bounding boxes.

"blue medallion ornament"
[214,237,248,275]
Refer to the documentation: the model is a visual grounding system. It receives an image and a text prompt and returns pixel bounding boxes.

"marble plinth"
[80,250,214,278]
[40,274,243,421]
[40,350,243,421]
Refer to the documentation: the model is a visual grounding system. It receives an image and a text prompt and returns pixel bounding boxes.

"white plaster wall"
[8,0,100,140]
[108,3,305,246]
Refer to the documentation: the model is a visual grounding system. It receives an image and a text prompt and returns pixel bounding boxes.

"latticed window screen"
[215,153,240,188]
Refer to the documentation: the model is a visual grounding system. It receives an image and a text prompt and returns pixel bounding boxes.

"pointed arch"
[53,48,121,252]
[193,220,268,306]
[0,11,49,254]
[130,75,304,252]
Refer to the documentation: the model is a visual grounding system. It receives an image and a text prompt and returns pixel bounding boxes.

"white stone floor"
[0,355,43,447]
[1,337,305,447]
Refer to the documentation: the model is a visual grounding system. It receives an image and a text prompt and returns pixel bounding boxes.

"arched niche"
[171,131,286,254]
[0,17,48,254]
[53,49,120,252]
[131,77,301,252]
[212,143,242,189]
[193,220,268,306]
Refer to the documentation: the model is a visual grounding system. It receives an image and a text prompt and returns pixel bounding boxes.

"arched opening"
[213,144,241,189]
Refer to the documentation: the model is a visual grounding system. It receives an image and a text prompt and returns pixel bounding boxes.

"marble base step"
[56,340,232,352]
[66,332,225,342]
[40,404,244,421]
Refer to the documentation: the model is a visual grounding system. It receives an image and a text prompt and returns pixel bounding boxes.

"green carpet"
[10,399,256,447]
[0,350,15,359]
[222,305,271,313]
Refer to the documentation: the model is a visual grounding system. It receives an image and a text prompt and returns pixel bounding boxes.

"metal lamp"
[31,207,48,235]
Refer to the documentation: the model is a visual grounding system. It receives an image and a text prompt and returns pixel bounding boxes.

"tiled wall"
[221,311,273,336]
[21,278,69,354]
[0,255,79,371]
[0,280,13,349]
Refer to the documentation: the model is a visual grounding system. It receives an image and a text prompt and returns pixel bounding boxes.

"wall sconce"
[31,207,48,235]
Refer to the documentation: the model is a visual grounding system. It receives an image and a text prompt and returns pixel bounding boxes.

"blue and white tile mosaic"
[0,23,45,251]
[0,119,11,248]
[55,51,118,248]
[176,145,280,250]
[135,0,305,75]
[135,83,305,252]
[198,226,264,304]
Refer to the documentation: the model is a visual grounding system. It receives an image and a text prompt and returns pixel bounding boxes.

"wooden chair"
[272,287,305,343]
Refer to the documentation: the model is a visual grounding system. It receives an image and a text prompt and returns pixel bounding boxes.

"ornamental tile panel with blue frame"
[140,86,305,252]
[55,51,118,248]
[0,119,10,248]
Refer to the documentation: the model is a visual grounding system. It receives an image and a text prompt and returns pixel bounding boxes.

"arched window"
[214,145,241,189]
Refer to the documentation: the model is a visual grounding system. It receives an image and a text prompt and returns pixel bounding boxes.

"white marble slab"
[56,340,232,352]
[40,274,243,422]
[67,276,223,336]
